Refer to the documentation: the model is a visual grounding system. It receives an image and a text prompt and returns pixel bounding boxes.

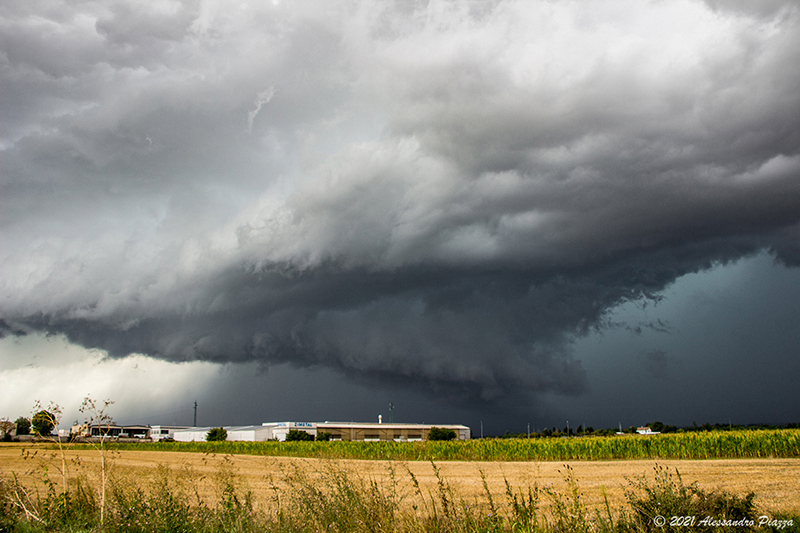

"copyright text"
[653,515,794,529]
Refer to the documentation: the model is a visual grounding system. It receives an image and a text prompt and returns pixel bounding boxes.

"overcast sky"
[2,0,799,435]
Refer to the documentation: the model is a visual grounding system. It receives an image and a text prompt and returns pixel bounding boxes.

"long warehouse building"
[173,421,470,442]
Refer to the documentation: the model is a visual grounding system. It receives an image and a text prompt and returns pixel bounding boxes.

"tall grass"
[2,459,797,532]
[96,429,800,461]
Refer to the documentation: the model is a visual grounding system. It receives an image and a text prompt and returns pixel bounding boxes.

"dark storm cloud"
[641,349,670,380]
[2,1,800,404]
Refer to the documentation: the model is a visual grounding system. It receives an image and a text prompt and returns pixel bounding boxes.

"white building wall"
[174,425,278,442]
[173,428,212,442]
[227,426,274,441]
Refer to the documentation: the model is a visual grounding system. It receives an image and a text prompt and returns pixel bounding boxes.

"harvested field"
[2,443,799,515]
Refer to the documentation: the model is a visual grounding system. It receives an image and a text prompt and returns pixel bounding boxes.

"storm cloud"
[2,1,800,408]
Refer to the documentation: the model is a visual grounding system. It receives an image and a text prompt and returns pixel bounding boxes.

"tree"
[285,429,314,441]
[0,420,14,441]
[32,410,56,436]
[427,427,456,441]
[15,416,31,435]
[316,431,332,442]
[206,427,227,442]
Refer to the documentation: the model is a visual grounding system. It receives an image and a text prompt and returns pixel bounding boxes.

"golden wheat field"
[2,443,799,516]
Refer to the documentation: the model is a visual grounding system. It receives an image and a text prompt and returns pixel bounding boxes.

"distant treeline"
[495,421,800,439]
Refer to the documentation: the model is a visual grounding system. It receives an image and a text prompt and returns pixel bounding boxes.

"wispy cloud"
[247,86,275,133]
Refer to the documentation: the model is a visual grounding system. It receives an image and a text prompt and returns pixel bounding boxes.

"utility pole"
[193,401,197,427]
[527,422,530,439]
[480,421,483,439]
[389,402,394,423]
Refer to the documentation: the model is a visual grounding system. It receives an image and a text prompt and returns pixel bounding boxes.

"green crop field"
[95,429,800,461]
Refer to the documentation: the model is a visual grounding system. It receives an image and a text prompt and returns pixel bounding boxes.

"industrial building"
[70,423,151,439]
[316,421,470,441]
[173,425,274,442]
[150,425,191,441]
[172,421,470,442]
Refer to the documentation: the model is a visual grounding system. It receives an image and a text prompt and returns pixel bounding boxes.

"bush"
[206,427,227,442]
[316,431,332,441]
[285,429,314,441]
[427,427,456,441]
[32,410,56,436]
[621,464,759,532]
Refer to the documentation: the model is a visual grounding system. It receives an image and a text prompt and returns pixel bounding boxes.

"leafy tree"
[316,431,332,442]
[285,429,314,441]
[15,416,31,435]
[206,427,228,442]
[32,410,56,436]
[427,427,456,441]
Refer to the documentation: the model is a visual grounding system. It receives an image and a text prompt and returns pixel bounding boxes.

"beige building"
[316,422,470,441]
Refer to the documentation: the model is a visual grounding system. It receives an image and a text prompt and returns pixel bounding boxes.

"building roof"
[318,422,468,429]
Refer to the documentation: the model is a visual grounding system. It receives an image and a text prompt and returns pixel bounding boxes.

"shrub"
[316,431,332,441]
[285,429,314,441]
[427,427,456,441]
[206,427,227,442]
[621,464,758,532]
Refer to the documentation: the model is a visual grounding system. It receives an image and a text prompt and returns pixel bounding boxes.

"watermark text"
[653,514,794,530]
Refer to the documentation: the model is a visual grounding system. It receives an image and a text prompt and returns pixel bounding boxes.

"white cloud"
[0,334,219,427]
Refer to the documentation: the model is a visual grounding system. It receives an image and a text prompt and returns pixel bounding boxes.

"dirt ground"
[2,443,799,516]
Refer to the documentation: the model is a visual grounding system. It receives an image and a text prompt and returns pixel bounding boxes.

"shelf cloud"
[2,0,799,411]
